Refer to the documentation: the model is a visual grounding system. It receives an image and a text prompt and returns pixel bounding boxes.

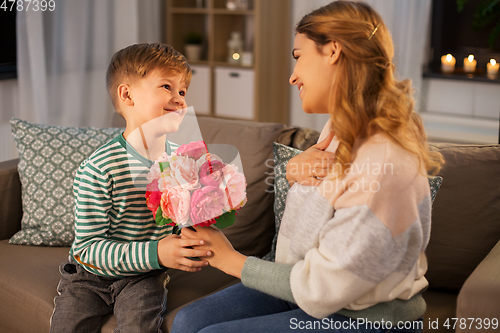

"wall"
[289,0,332,133]
[0,79,20,162]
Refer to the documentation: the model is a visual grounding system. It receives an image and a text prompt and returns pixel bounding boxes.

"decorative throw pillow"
[263,142,444,262]
[9,118,124,246]
[428,175,443,203]
[262,143,302,261]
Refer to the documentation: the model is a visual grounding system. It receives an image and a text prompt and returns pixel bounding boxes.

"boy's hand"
[157,234,212,272]
[181,227,247,278]
[286,132,336,187]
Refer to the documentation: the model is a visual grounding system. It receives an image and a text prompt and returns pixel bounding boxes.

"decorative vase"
[185,44,202,62]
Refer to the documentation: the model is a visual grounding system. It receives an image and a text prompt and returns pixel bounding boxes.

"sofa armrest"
[0,158,22,240]
[457,239,500,332]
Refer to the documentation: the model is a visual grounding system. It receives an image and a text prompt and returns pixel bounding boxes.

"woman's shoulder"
[318,132,429,208]
[355,132,421,174]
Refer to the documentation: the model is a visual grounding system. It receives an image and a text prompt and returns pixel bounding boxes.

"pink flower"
[160,188,191,224]
[169,155,200,190]
[195,153,223,169]
[196,219,217,227]
[145,179,161,214]
[220,164,247,211]
[199,160,225,187]
[175,141,208,160]
[190,186,225,226]
[157,152,170,163]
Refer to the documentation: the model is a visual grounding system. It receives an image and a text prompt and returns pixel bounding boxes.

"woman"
[172,1,443,332]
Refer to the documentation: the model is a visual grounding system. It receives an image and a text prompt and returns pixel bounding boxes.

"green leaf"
[214,210,236,229]
[155,207,163,224]
[157,217,174,226]
[457,0,470,12]
[159,162,170,173]
[155,207,174,226]
[489,19,500,49]
[483,0,500,15]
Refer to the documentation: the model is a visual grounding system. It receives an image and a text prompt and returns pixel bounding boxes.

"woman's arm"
[181,226,246,278]
[181,226,296,303]
[285,132,336,187]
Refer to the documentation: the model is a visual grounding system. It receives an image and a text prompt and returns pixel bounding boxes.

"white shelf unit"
[165,0,291,123]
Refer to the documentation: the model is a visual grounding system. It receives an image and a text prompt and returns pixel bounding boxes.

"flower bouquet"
[145,141,247,231]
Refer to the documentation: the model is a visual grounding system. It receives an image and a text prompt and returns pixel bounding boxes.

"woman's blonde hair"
[297,1,443,176]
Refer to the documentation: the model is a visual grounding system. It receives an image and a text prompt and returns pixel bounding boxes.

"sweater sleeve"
[241,257,296,303]
[71,160,161,278]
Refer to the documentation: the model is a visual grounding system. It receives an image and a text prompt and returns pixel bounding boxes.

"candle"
[463,54,477,73]
[486,59,499,78]
[441,54,456,73]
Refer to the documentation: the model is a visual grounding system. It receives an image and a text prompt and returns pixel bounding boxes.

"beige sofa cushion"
[426,143,500,290]
[0,240,69,332]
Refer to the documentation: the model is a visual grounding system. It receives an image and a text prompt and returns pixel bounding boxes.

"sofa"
[0,116,499,333]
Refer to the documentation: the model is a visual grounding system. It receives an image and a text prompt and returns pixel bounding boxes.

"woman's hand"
[286,132,336,187]
[157,234,211,272]
[181,226,247,278]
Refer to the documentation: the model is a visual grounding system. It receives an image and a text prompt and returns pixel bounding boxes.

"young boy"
[50,43,210,332]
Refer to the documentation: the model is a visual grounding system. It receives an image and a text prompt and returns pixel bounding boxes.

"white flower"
[170,155,201,191]
[147,162,162,182]
[158,174,180,192]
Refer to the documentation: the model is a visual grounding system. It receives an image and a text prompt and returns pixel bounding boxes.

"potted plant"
[457,0,500,50]
[184,32,203,62]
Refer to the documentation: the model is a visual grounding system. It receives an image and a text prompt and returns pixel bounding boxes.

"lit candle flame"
[232,53,240,60]
[491,59,497,66]
[468,55,474,62]
[446,54,452,62]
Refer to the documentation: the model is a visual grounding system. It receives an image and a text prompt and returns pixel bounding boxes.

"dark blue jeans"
[171,283,423,333]
[50,256,169,333]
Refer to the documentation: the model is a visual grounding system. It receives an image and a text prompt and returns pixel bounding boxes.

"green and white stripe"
[70,134,179,278]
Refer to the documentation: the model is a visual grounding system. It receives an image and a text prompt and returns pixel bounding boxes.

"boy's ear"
[326,40,342,65]
[117,84,134,106]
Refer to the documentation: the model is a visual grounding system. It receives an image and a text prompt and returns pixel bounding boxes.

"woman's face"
[289,33,338,114]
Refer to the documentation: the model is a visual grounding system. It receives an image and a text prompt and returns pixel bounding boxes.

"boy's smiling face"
[127,69,188,133]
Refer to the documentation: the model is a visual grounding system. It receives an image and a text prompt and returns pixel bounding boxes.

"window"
[0,10,17,80]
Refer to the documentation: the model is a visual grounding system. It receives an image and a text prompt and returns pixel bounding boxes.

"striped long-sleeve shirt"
[70,134,179,278]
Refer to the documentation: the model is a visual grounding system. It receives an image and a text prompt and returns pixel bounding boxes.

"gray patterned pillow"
[262,143,302,261]
[428,175,443,203]
[263,142,444,261]
[9,118,124,246]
